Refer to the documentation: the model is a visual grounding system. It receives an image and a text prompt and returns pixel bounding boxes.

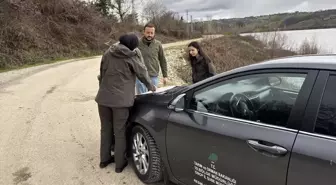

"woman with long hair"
[187,41,216,83]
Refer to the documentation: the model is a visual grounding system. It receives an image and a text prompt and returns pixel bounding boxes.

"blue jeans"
[136,76,159,94]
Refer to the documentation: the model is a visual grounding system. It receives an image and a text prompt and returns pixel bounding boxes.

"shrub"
[298,38,320,55]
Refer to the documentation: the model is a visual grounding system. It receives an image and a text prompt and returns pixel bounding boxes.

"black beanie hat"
[119,33,139,51]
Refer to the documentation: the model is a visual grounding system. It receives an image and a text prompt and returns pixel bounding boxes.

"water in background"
[241,28,336,54]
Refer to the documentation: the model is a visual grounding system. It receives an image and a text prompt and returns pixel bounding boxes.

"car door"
[165,69,318,185]
[287,70,336,185]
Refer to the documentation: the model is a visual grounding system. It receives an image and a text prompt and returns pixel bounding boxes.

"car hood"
[135,85,188,106]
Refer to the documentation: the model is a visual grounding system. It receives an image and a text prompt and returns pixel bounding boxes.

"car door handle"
[247,140,288,156]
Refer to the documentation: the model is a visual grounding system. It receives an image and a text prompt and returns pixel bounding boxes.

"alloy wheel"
[132,132,150,175]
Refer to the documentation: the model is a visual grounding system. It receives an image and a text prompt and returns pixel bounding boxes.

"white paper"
[140,86,176,94]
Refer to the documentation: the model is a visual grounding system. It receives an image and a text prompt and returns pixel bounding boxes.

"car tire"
[130,125,163,184]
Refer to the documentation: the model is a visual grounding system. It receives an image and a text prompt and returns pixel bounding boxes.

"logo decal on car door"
[208,153,218,162]
[193,159,237,185]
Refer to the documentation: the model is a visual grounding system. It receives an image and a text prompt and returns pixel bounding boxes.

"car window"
[189,73,307,127]
[315,75,336,137]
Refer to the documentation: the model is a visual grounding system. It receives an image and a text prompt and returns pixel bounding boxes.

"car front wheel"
[131,125,163,184]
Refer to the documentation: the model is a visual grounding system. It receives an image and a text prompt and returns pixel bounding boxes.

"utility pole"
[186,10,189,38]
[190,15,193,34]
[186,10,189,23]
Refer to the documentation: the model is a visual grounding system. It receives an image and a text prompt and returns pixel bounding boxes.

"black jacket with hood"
[191,55,216,83]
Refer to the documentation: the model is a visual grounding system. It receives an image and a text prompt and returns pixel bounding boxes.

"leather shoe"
[99,157,115,168]
[115,161,128,173]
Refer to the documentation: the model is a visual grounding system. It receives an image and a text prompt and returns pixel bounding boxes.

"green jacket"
[138,38,168,78]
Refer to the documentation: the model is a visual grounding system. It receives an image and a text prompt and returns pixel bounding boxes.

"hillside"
[0,0,189,71]
[192,9,336,34]
[0,0,115,70]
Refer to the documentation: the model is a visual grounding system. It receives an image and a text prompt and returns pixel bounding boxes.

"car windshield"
[194,73,305,102]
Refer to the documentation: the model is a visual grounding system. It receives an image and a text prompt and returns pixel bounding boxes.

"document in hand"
[141,86,176,94]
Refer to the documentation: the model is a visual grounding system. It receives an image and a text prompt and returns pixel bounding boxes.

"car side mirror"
[168,94,186,112]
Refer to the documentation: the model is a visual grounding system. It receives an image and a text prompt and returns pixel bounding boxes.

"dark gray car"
[126,54,336,185]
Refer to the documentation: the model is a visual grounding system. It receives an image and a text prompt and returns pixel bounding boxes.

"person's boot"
[115,161,128,173]
[99,157,115,168]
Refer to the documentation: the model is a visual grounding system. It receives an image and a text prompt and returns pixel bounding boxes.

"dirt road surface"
[0,36,222,185]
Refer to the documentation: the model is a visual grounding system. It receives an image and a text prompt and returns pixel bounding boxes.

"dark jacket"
[95,43,154,107]
[191,55,216,83]
[137,38,168,77]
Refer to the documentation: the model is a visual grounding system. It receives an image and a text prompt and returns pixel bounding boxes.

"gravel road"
[0,36,222,185]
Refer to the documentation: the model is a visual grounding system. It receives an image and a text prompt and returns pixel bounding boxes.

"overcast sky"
[160,0,336,20]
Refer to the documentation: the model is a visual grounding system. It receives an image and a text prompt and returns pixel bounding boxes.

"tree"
[236,21,245,28]
[157,11,181,30]
[94,0,137,22]
[110,0,131,22]
[94,0,111,16]
[142,0,167,24]
[124,12,139,24]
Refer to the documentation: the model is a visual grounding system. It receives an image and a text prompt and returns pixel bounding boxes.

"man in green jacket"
[136,23,168,94]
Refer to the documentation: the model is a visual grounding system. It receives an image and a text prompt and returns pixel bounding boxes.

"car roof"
[243,54,336,70]
[188,54,336,88]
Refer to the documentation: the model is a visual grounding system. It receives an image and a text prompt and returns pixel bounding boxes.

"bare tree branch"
[110,0,132,22]
[142,0,167,23]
